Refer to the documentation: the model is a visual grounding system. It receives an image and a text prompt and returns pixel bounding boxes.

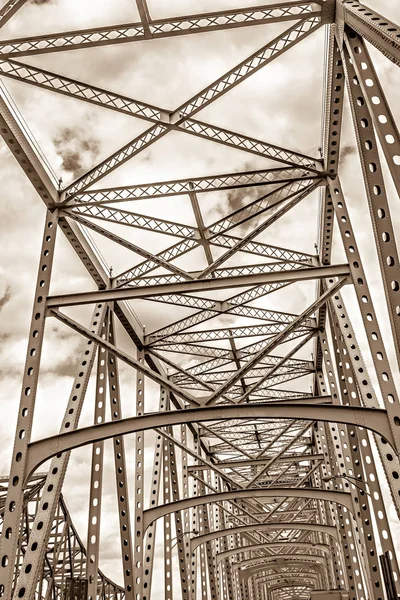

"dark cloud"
[53,127,100,179]
[226,186,258,214]
[30,0,53,4]
[339,144,356,164]
[0,286,11,312]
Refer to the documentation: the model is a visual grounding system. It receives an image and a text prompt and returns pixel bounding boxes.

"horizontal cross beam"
[46,264,351,307]
[0,2,327,57]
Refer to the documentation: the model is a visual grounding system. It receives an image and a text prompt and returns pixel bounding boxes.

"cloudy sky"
[0,0,400,594]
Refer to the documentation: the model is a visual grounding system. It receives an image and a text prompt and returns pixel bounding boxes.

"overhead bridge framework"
[0,1,400,600]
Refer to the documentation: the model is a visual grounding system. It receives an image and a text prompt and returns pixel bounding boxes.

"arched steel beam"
[26,403,396,479]
[255,573,320,585]
[260,580,315,594]
[216,542,331,565]
[232,554,326,571]
[240,562,324,584]
[190,523,338,553]
[143,487,353,531]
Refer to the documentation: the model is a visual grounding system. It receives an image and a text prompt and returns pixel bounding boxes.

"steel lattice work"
[0,1,399,600]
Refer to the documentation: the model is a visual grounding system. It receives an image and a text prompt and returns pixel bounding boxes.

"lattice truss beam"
[0,1,399,600]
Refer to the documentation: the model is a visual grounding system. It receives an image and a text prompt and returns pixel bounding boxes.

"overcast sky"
[0,0,400,594]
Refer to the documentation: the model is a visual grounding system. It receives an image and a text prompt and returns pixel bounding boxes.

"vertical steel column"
[342,42,400,370]
[142,391,165,600]
[328,178,400,513]
[320,321,384,599]
[194,437,209,600]
[163,430,173,600]
[201,486,218,600]
[313,424,350,592]
[180,424,193,599]
[86,313,109,600]
[165,423,189,600]
[310,430,336,590]
[107,312,135,599]
[197,480,209,600]
[319,28,345,267]
[324,422,367,600]
[191,435,199,600]
[344,30,400,198]
[134,350,145,599]
[0,211,57,600]
[215,475,234,600]
[11,303,107,600]
[327,293,400,594]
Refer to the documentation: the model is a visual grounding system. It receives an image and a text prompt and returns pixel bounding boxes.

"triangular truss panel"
[0,1,400,600]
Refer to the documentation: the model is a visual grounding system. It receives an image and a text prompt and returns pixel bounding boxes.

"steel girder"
[0,1,400,600]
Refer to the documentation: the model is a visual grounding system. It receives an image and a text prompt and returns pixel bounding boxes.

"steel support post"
[164,421,190,600]
[323,422,367,600]
[197,478,218,599]
[327,178,400,511]
[0,211,57,600]
[107,312,135,599]
[319,322,385,598]
[162,422,173,600]
[327,294,400,594]
[86,314,109,600]
[312,425,349,592]
[214,477,231,600]
[142,391,166,600]
[180,424,192,599]
[134,350,145,599]
[190,435,199,600]
[344,29,400,199]
[206,470,220,599]
[342,42,400,371]
[309,432,336,590]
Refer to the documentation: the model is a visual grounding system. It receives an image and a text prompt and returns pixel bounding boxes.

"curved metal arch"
[232,554,326,571]
[143,486,352,531]
[240,562,324,585]
[216,542,332,564]
[260,580,315,593]
[255,572,320,583]
[190,522,338,553]
[257,572,319,580]
[26,403,395,479]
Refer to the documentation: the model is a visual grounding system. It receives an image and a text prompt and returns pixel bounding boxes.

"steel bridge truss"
[0,0,400,599]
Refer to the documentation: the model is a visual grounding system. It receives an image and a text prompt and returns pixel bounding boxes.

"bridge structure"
[0,0,399,599]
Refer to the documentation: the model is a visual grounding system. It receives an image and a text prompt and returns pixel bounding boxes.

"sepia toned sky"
[0,0,400,593]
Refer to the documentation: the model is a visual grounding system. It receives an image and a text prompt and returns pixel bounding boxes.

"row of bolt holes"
[108,345,129,564]
[63,306,103,429]
[15,223,54,450]
[89,352,104,599]
[331,257,395,399]
[336,101,400,305]
[350,41,400,166]
[349,72,400,308]
[332,286,400,490]
[346,3,400,38]
[0,221,56,586]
